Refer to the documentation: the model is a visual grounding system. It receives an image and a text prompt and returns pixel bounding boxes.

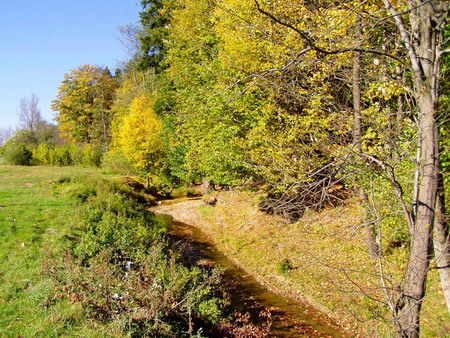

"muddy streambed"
[157,214,349,337]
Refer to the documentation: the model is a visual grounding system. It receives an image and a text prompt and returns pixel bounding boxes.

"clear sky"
[0,1,141,129]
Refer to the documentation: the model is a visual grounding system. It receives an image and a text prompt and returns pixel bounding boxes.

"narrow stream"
[158,215,350,337]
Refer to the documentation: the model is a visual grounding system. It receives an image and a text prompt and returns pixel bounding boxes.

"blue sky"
[0,1,141,129]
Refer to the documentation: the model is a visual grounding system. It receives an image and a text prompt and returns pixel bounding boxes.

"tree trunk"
[202,179,214,195]
[395,89,437,338]
[353,10,379,258]
[382,1,447,335]
[434,147,450,313]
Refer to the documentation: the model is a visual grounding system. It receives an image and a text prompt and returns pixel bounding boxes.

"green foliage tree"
[1,141,32,166]
[164,0,256,186]
[138,0,174,72]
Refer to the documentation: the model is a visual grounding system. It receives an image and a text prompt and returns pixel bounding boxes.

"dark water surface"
[158,215,349,337]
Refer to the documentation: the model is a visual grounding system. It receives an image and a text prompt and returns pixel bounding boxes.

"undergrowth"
[42,171,271,336]
[43,174,224,336]
[0,166,272,337]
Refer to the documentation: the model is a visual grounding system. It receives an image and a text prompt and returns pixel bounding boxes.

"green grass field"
[0,166,107,336]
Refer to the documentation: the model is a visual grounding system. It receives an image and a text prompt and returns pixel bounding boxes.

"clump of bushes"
[32,143,72,166]
[45,176,229,336]
[1,132,105,168]
[32,143,103,167]
[1,142,32,165]
[101,151,139,175]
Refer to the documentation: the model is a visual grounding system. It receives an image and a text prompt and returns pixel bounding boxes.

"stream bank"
[150,193,359,336]
[161,216,347,337]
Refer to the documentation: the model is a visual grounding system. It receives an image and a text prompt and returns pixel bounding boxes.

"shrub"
[32,144,105,168]
[277,258,293,275]
[31,143,52,165]
[2,142,32,165]
[32,144,74,166]
[81,144,102,167]
[56,246,224,336]
[67,145,83,165]
[51,145,73,166]
[44,176,227,336]
[101,151,139,175]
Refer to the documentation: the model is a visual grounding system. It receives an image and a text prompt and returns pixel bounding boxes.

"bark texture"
[434,156,450,313]
[381,0,448,336]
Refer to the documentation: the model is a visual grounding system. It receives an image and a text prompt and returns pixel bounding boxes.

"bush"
[56,247,224,336]
[45,176,226,336]
[31,144,104,168]
[81,144,102,167]
[31,143,52,165]
[32,143,73,166]
[2,142,32,165]
[277,258,293,275]
[66,144,103,167]
[101,151,139,175]
[51,145,73,166]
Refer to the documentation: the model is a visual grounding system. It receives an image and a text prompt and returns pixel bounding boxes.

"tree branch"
[361,153,414,230]
[254,0,410,67]
[381,0,424,80]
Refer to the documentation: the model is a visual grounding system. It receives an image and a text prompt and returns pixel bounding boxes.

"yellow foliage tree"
[52,64,118,149]
[115,94,164,177]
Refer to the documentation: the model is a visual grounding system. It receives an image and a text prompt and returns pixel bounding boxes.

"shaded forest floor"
[152,191,450,337]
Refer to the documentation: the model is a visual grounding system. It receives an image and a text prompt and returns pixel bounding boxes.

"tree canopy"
[52,64,118,150]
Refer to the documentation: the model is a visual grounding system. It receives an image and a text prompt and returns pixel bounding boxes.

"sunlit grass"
[0,165,104,336]
[198,191,450,336]
[0,165,228,337]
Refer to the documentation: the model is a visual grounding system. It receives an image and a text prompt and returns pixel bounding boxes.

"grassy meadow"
[0,166,102,336]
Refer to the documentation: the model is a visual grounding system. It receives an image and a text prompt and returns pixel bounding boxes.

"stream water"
[158,215,350,337]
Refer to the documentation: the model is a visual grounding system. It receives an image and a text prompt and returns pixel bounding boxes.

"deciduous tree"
[52,64,118,150]
[252,0,449,335]
[17,94,42,133]
[115,94,165,182]
[0,127,14,146]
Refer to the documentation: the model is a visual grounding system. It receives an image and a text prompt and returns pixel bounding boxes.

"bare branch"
[17,94,42,132]
[381,0,423,80]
